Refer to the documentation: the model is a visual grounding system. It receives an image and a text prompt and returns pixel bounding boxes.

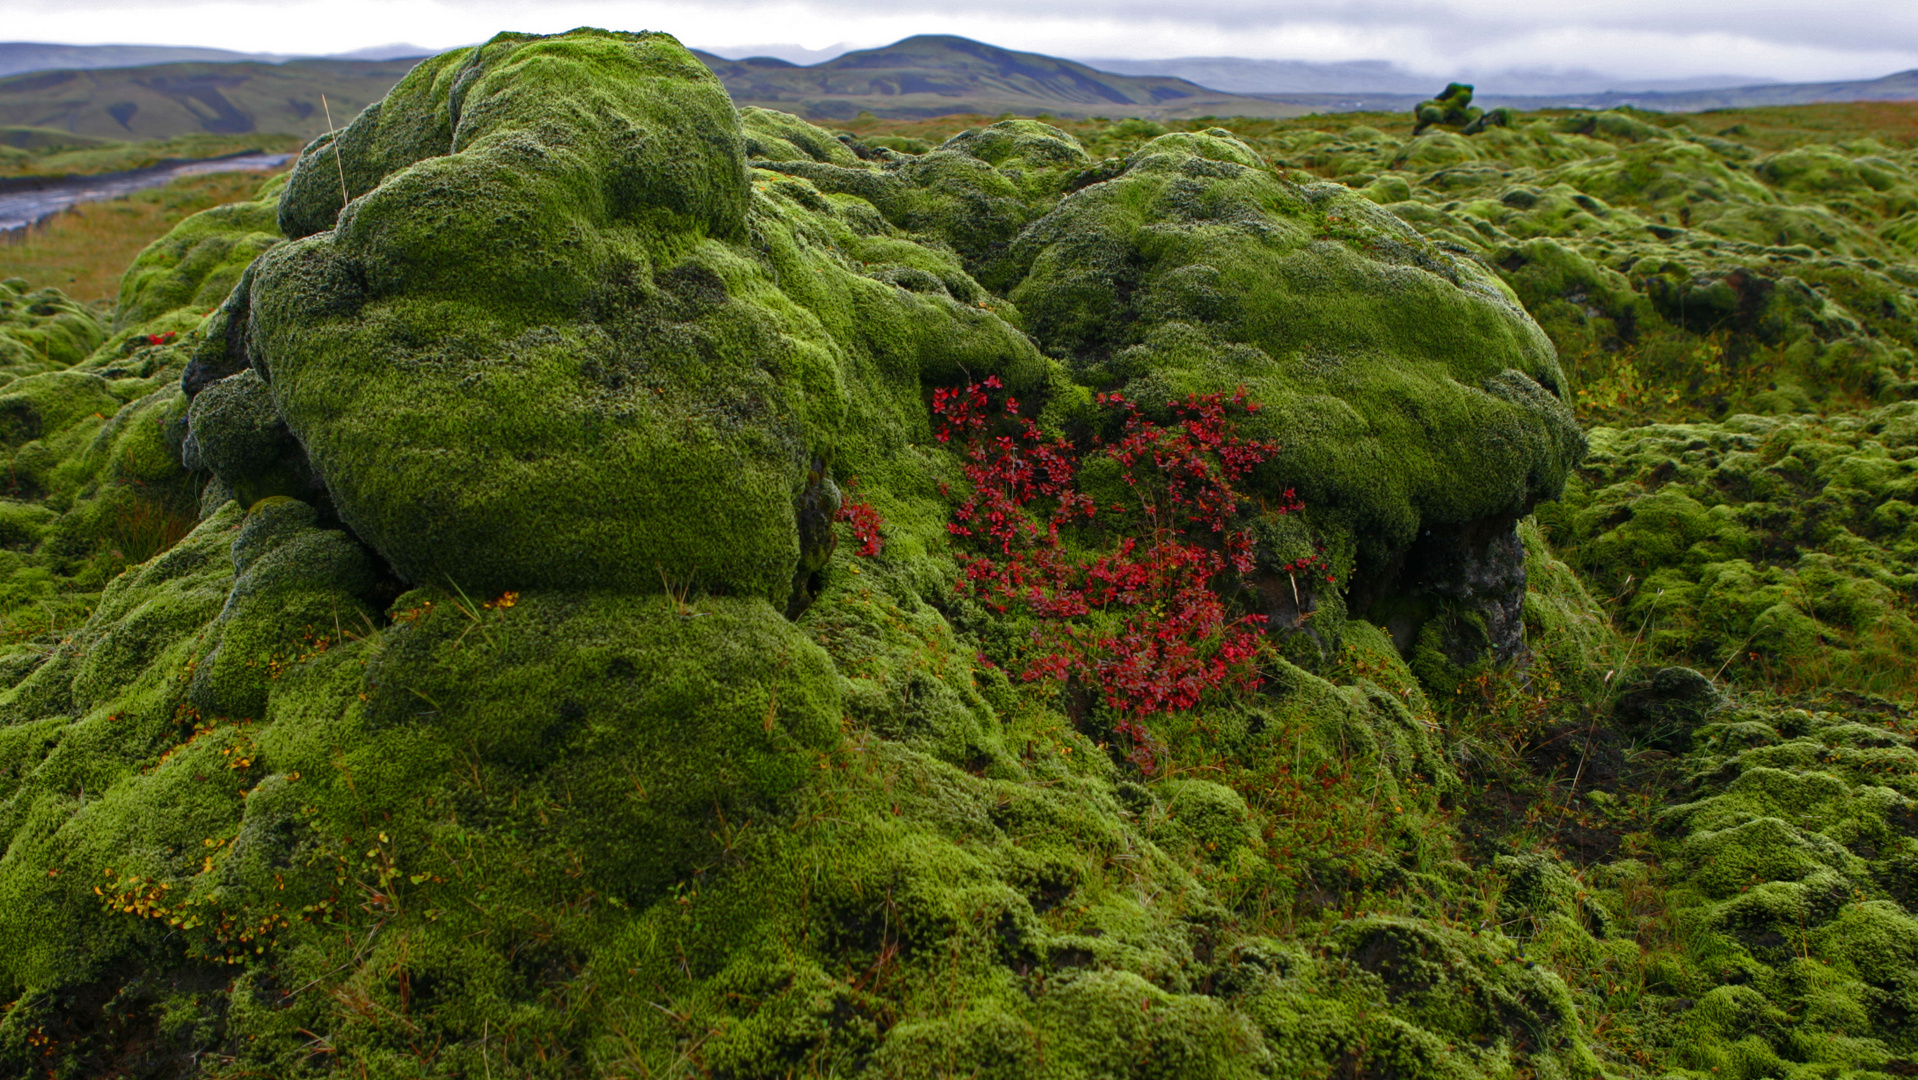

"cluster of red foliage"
[144,332,177,347]
[933,377,1301,771]
[833,482,885,557]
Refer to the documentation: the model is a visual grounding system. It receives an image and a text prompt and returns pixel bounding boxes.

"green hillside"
[3,36,1917,145]
[0,130,300,178]
[0,39,1299,142]
[694,35,1307,120]
[3,32,1918,1080]
[0,57,422,141]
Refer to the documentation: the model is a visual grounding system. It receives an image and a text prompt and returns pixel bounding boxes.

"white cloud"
[0,0,1911,83]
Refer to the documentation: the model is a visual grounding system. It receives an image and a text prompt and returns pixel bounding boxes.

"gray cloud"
[3,0,1912,83]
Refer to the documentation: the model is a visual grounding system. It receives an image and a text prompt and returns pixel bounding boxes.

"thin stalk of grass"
[322,94,350,211]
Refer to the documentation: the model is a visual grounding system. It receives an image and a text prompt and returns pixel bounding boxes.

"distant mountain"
[690,35,1305,120]
[0,43,280,79]
[1483,69,1918,111]
[697,43,855,67]
[1466,70,1774,96]
[0,57,425,140]
[324,44,436,62]
[1076,57,1437,96]
[2,35,1916,144]
[690,37,1918,120]
[0,42,435,81]
[1076,56,1769,98]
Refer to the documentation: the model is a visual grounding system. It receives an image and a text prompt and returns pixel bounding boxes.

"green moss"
[9,50,1623,1069]
[276,48,475,240]
[111,194,281,337]
[741,107,867,166]
[1241,111,1918,425]
[0,172,287,715]
[1539,404,1918,697]
[749,115,1095,290]
[1410,84,1483,137]
[244,30,1046,602]
[0,280,104,377]
[31,33,1918,1080]
[995,130,1582,663]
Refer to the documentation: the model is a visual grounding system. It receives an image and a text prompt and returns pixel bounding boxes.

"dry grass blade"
[322,93,350,211]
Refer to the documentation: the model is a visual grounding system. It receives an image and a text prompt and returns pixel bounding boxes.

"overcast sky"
[4,0,1915,83]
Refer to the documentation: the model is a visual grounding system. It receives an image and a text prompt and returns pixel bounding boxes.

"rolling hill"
[1491,67,1918,111]
[690,35,1308,120]
[0,57,424,141]
[0,42,282,79]
[3,35,1918,143]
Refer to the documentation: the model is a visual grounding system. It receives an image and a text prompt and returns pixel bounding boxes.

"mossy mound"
[1592,692,1918,1077]
[0,30,1628,1079]
[0,521,1605,1078]
[746,112,1098,291]
[1410,83,1511,138]
[0,171,286,731]
[1238,112,1918,425]
[1540,403,1918,698]
[1001,129,1582,572]
[110,177,285,344]
[242,30,1044,603]
[756,118,1585,666]
[0,280,104,378]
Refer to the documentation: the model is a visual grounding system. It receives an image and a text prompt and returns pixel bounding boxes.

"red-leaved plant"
[834,484,885,557]
[934,377,1306,772]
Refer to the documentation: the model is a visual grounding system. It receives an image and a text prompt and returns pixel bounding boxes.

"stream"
[0,152,293,236]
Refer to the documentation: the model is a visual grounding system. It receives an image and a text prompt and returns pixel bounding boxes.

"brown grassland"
[1,169,285,302]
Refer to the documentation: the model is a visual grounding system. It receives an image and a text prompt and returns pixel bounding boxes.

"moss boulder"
[242,30,1042,602]
[0,32,1627,1080]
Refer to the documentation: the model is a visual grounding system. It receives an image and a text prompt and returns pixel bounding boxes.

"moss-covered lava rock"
[243,30,1043,602]
[0,279,104,378]
[27,25,1918,1080]
[1541,403,1918,697]
[0,28,1631,1080]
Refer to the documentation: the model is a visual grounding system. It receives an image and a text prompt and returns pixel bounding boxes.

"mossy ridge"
[1197,110,1918,427]
[0,171,286,675]
[999,129,1581,572]
[746,111,1099,291]
[0,279,104,379]
[0,540,1605,1078]
[982,106,1913,427]
[0,31,1630,1077]
[245,29,1047,603]
[1577,691,1918,1078]
[1539,402,1918,699]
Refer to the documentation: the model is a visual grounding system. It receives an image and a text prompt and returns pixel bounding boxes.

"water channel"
[0,152,293,236]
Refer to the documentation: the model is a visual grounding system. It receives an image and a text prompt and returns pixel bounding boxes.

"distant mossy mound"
[1410,83,1512,138]
[1542,403,1918,699]
[0,29,1623,1080]
[1255,108,1918,426]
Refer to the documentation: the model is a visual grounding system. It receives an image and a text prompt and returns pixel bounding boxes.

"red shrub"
[934,379,1301,771]
[833,483,885,557]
